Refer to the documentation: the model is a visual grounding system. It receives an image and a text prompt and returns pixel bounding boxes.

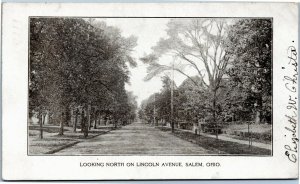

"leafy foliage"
[29,18,138,136]
[141,18,230,128]
[140,18,272,130]
[224,19,272,123]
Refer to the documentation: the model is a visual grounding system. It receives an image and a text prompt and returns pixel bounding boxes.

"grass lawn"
[222,123,272,144]
[223,123,271,133]
[28,125,114,154]
[157,127,271,155]
[29,136,78,154]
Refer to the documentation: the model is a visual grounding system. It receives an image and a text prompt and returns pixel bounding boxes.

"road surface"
[55,121,211,155]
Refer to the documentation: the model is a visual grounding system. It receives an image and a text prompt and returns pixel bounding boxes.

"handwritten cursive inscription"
[284,43,298,163]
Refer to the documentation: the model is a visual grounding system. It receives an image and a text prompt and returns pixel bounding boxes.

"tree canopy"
[30,18,138,137]
[139,18,272,134]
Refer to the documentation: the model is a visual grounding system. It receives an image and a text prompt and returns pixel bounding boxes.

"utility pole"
[153,93,156,126]
[171,60,174,133]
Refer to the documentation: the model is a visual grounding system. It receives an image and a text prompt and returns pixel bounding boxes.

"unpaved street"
[55,121,211,155]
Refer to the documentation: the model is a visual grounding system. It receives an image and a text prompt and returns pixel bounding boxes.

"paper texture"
[1,2,299,180]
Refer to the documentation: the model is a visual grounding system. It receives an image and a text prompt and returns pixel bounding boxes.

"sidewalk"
[177,128,271,150]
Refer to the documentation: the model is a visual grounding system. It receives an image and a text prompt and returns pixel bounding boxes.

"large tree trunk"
[29,111,34,125]
[73,110,78,132]
[171,88,174,133]
[80,110,84,133]
[42,113,46,126]
[212,87,218,140]
[93,112,97,129]
[48,113,52,125]
[39,113,43,139]
[66,109,71,126]
[98,114,102,126]
[88,105,91,130]
[114,119,117,128]
[42,113,45,125]
[84,105,89,138]
[255,97,262,124]
[58,113,64,136]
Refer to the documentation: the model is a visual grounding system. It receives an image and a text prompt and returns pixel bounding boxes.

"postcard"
[1,2,298,180]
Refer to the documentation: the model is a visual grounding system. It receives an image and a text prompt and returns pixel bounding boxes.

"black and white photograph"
[2,3,298,180]
[28,17,272,156]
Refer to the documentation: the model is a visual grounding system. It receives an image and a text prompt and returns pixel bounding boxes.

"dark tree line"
[224,19,272,124]
[29,18,138,138]
[139,18,272,136]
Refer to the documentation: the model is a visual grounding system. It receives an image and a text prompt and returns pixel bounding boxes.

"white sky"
[100,18,194,106]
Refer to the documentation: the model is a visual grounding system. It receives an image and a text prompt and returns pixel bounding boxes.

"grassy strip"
[222,134,271,144]
[45,141,80,154]
[45,126,122,154]
[157,127,271,155]
[29,126,120,155]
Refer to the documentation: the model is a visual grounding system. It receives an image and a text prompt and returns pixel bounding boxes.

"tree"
[177,76,207,124]
[138,76,180,128]
[126,91,138,124]
[30,18,98,136]
[141,18,229,138]
[29,18,138,138]
[224,19,272,124]
[139,94,157,124]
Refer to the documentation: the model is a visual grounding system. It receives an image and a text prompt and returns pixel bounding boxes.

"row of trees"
[138,18,272,136]
[29,18,138,138]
